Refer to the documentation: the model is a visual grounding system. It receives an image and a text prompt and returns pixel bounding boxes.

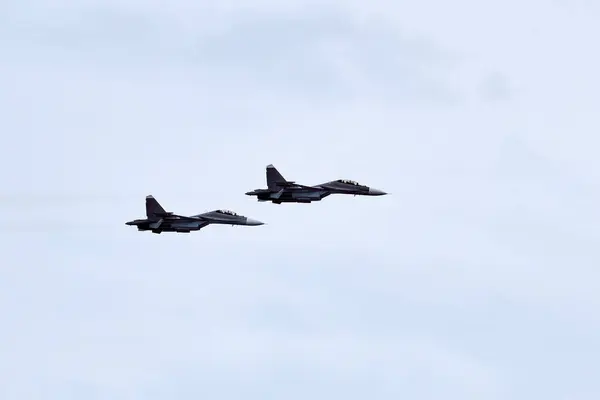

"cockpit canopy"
[337,179,361,186]
[216,209,238,216]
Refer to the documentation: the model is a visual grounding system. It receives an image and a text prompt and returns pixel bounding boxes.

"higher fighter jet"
[245,164,388,204]
[126,195,264,234]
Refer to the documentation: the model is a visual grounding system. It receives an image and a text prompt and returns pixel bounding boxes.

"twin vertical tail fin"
[145,195,167,220]
[266,164,287,190]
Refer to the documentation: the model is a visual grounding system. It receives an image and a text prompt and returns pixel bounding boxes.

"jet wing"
[171,214,206,221]
[275,181,315,190]
[171,214,210,229]
[272,184,315,199]
[296,184,319,189]
[147,214,209,230]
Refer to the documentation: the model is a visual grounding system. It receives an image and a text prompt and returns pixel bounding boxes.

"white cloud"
[1,0,599,399]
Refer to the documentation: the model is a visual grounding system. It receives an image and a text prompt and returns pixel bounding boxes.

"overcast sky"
[1,1,599,399]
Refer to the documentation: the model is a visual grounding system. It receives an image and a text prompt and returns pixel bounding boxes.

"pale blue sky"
[1,1,599,399]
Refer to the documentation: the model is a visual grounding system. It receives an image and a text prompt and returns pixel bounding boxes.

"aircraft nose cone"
[245,218,265,226]
[368,188,387,196]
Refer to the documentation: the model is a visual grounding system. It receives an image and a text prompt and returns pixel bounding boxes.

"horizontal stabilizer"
[149,218,163,229]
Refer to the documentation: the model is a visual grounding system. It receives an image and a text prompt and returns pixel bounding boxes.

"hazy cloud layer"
[1,0,599,399]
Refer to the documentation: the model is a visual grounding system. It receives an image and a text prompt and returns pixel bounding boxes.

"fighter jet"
[126,195,265,234]
[245,164,388,204]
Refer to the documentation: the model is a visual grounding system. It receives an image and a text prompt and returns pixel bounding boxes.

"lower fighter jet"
[245,164,388,204]
[126,195,264,234]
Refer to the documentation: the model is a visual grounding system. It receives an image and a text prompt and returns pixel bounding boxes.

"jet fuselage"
[245,165,387,204]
